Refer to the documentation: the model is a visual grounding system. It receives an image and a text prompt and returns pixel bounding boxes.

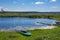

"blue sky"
[0,0,60,12]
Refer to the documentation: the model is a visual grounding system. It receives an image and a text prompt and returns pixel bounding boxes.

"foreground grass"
[0,27,60,40]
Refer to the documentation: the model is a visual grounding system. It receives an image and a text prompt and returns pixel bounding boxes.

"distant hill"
[0,11,60,14]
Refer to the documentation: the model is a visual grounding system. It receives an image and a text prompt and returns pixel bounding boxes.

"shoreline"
[0,26,57,32]
[27,26,57,30]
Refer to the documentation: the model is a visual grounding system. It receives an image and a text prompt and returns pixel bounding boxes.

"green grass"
[0,27,60,40]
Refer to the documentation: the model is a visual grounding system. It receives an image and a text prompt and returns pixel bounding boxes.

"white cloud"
[35,2,44,5]
[0,6,9,11]
[51,0,56,2]
[4,8,8,10]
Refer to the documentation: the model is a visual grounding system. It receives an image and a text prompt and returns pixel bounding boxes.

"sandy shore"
[27,26,57,30]
[0,26,57,32]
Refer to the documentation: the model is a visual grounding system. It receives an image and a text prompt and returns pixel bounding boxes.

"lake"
[0,17,57,30]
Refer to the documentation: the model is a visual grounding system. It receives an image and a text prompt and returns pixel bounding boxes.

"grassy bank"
[0,27,60,40]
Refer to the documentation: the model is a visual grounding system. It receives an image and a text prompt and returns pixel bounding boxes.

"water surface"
[0,17,57,30]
